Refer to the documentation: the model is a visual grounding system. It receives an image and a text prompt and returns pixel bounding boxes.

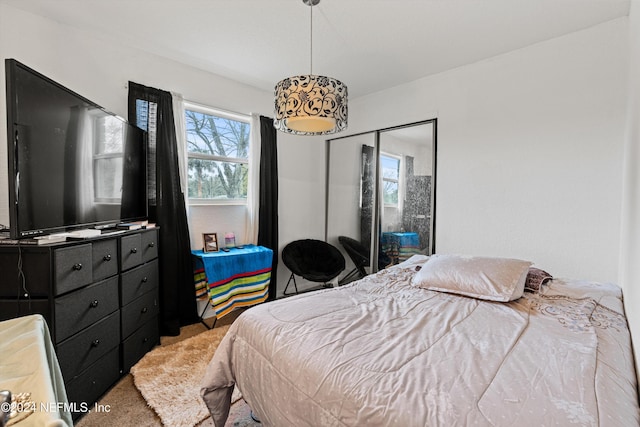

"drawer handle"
[142,277,148,283]
[89,300,99,308]
[141,307,148,314]
[72,263,83,271]
[91,339,100,347]
[103,254,112,261]
[149,242,155,248]
[131,248,138,254]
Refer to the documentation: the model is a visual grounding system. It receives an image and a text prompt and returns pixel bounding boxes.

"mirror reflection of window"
[380,153,400,206]
[94,114,125,202]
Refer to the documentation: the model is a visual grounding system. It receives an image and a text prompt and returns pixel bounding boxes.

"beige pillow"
[411,254,532,302]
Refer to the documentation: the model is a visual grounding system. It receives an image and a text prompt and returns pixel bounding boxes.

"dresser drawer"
[57,311,120,380]
[54,244,93,295]
[92,239,118,281]
[65,346,120,415]
[121,289,159,339]
[120,234,142,271]
[120,259,159,306]
[54,276,119,343]
[140,229,158,263]
[122,316,159,372]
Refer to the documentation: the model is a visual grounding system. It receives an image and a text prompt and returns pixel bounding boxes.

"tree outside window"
[381,154,400,206]
[185,106,250,202]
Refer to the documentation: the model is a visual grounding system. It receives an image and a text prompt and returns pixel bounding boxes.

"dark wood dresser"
[0,228,160,416]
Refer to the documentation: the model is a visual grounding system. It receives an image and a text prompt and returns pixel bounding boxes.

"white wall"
[0,4,329,300]
[620,0,640,382]
[345,18,629,284]
[0,5,633,305]
[275,133,327,295]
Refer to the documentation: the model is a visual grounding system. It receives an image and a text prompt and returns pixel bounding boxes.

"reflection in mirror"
[327,119,436,283]
[326,133,377,281]
[379,123,435,266]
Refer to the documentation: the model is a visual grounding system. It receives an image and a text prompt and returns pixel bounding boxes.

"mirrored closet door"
[326,120,437,283]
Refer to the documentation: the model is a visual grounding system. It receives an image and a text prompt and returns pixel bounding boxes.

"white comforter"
[201,256,640,426]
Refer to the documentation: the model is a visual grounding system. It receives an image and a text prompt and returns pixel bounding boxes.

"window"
[184,103,251,204]
[135,99,157,205]
[380,153,400,206]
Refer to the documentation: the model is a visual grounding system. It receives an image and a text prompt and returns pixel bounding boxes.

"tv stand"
[0,228,160,420]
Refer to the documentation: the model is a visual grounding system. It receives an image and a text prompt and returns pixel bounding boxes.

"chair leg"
[199,300,217,329]
[283,272,299,296]
[338,268,358,285]
[339,267,365,285]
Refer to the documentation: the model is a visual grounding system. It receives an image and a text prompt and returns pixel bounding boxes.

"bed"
[201,254,640,426]
[0,314,72,427]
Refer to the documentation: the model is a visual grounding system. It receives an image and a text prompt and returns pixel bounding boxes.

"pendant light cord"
[310,2,313,74]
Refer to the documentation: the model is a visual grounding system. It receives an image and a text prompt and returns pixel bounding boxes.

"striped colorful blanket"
[193,245,273,318]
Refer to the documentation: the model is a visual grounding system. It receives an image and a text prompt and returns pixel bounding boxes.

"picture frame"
[203,233,219,252]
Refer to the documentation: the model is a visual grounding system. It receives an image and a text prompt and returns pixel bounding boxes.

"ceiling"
[0,0,630,98]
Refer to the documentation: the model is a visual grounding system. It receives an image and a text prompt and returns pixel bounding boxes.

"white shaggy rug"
[130,324,241,427]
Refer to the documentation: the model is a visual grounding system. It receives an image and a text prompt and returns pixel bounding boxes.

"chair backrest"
[338,236,369,267]
[282,239,345,282]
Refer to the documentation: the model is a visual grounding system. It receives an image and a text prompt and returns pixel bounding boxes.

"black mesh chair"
[338,236,370,284]
[338,236,393,285]
[282,239,345,295]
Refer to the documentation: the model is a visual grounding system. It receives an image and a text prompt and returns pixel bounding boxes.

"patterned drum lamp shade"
[274,74,348,135]
[273,0,348,136]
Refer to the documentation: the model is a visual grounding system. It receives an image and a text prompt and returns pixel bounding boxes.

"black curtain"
[257,116,279,301]
[128,82,198,336]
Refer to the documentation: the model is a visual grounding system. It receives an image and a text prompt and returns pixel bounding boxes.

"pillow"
[411,254,532,302]
[524,267,553,292]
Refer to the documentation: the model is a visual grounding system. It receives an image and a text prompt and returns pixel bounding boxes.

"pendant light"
[274,0,348,135]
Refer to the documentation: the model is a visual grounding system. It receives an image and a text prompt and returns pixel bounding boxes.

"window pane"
[381,155,399,180]
[134,99,157,205]
[135,99,149,131]
[188,158,248,200]
[94,115,124,154]
[383,181,398,205]
[185,108,250,202]
[185,110,249,159]
[94,157,123,200]
[381,154,399,205]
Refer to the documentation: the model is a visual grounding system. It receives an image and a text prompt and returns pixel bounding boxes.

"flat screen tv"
[4,59,147,239]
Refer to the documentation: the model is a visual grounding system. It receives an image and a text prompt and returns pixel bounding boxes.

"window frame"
[183,101,251,206]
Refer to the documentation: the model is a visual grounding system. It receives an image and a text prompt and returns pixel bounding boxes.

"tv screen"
[5,59,147,239]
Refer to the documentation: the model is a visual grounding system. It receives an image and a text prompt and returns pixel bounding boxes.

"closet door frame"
[326,118,437,274]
